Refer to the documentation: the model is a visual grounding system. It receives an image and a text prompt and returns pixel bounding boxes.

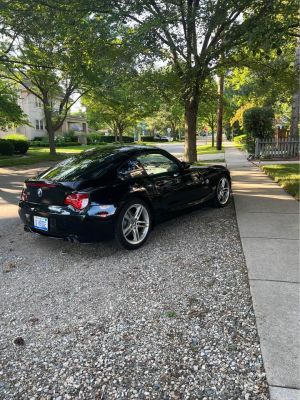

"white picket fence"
[255,138,300,159]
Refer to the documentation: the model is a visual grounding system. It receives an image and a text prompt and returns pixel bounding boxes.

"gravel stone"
[0,198,269,399]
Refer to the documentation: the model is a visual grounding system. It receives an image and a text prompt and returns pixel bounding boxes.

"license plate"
[34,216,48,231]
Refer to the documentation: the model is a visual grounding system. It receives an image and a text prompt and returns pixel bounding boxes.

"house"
[0,86,88,140]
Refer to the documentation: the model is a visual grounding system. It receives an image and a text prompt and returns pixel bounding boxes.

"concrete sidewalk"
[225,142,300,400]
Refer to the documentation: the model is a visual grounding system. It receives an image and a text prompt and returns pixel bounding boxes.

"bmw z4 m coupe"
[19,145,231,250]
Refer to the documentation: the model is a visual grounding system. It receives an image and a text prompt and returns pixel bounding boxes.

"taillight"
[64,193,89,210]
[22,190,27,201]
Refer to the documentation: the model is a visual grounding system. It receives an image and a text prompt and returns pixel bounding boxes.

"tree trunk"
[44,111,56,156]
[290,41,300,138]
[184,98,199,162]
[119,130,123,145]
[216,74,224,150]
[117,122,123,144]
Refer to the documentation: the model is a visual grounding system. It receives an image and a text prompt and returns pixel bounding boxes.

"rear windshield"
[36,147,129,182]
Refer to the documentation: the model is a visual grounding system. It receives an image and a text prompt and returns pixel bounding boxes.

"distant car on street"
[160,136,173,142]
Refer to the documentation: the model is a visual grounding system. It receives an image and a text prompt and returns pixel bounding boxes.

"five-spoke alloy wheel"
[115,199,152,250]
[214,175,230,208]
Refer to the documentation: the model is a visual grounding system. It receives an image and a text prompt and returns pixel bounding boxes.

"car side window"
[118,158,146,180]
[137,153,179,176]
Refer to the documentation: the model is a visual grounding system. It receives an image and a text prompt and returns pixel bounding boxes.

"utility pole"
[216,74,224,150]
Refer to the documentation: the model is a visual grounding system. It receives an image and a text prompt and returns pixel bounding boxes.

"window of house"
[35,97,42,108]
[36,120,44,130]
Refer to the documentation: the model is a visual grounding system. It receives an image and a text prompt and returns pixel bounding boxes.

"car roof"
[34,145,170,183]
[86,145,155,156]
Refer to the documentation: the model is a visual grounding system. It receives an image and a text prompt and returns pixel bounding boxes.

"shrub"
[5,134,28,141]
[87,132,107,144]
[64,129,78,142]
[29,141,81,147]
[140,136,154,142]
[234,134,247,146]
[0,140,15,155]
[29,141,49,147]
[6,139,29,154]
[87,134,134,144]
[54,135,67,144]
[120,136,134,143]
[243,107,274,153]
[154,138,168,143]
[33,136,44,142]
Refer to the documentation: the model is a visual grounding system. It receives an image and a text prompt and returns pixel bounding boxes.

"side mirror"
[181,161,190,169]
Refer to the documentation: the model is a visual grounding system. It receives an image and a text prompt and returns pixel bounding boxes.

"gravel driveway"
[0,166,269,399]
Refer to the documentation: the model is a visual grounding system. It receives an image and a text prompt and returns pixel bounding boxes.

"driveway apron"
[225,141,300,400]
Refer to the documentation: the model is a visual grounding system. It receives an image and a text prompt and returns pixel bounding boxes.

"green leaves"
[0,81,28,128]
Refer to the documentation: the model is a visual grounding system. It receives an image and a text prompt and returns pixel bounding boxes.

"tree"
[0,80,28,129]
[0,4,129,154]
[83,69,159,143]
[243,107,275,153]
[226,38,298,136]
[2,0,297,160]
[81,0,297,161]
[197,79,219,146]
[143,69,185,139]
[290,39,300,138]
[1,43,89,155]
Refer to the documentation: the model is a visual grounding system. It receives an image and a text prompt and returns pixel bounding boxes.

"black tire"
[114,198,152,250]
[213,174,231,208]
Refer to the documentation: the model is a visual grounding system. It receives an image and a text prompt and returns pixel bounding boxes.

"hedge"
[0,140,15,155]
[6,139,29,154]
[88,135,133,144]
[139,137,169,143]
[140,136,154,142]
[29,141,82,147]
[154,138,168,143]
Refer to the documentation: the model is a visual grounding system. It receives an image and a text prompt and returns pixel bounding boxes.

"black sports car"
[19,145,231,250]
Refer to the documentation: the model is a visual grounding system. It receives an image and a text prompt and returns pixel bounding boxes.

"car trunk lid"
[24,181,74,205]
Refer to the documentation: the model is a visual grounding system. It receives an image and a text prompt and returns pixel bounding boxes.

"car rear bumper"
[18,201,115,243]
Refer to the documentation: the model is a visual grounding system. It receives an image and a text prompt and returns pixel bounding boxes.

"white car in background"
[160,136,173,142]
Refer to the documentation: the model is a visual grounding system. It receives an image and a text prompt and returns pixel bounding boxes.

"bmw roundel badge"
[37,188,43,197]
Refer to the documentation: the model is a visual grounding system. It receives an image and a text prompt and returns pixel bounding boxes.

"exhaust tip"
[64,236,79,243]
[24,226,33,233]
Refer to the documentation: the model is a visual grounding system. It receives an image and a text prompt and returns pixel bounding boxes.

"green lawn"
[261,164,300,200]
[0,150,70,168]
[197,145,225,155]
[0,144,150,167]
